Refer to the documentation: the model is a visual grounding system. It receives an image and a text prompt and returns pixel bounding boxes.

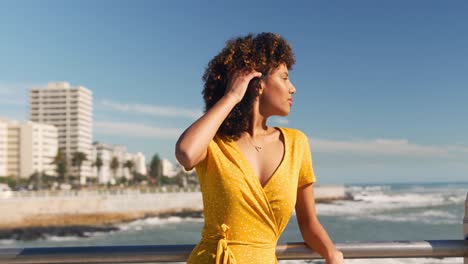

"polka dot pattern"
[187,127,316,263]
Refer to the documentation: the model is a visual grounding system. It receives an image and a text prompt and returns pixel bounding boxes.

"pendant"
[254,146,262,152]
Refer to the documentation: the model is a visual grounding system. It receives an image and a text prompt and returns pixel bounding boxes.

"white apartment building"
[29,82,93,184]
[0,118,58,178]
[162,159,178,178]
[0,121,7,176]
[133,152,147,176]
[91,142,147,184]
[6,122,20,177]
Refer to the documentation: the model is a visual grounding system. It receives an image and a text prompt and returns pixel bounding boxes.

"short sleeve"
[298,133,316,187]
[194,138,216,178]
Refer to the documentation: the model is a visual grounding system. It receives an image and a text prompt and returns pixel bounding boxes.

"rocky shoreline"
[0,225,119,241]
[0,198,350,241]
[0,188,350,241]
[0,210,204,241]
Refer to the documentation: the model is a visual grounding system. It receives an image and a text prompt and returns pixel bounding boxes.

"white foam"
[118,216,204,231]
[421,210,455,218]
[83,231,113,237]
[352,192,446,208]
[352,211,459,225]
[312,185,465,224]
[448,195,466,204]
[45,235,80,241]
[347,185,392,193]
[0,239,15,245]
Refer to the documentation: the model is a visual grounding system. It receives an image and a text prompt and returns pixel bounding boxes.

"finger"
[235,70,257,83]
[230,69,261,83]
[246,70,262,80]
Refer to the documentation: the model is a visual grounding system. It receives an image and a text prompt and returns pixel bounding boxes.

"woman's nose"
[290,83,296,94]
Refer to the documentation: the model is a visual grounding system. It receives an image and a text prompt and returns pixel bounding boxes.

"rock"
[0,225,118,241]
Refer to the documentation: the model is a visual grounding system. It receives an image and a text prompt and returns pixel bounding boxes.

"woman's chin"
[277,111,290,117]
[268,107,290,117]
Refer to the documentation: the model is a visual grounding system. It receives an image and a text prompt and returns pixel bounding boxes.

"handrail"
[0,240,467,263]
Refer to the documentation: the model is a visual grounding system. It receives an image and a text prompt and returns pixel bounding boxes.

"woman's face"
[259,63,296,117]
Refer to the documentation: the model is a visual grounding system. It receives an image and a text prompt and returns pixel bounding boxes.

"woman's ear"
[260,78,266,90]
[258,80,266,95]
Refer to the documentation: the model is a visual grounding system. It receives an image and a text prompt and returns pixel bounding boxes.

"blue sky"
[0,0,467,183]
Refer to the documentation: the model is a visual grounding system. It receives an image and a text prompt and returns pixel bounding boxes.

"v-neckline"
[232,127,287,189]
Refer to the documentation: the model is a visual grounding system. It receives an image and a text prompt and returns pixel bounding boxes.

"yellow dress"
[187,127,316,264]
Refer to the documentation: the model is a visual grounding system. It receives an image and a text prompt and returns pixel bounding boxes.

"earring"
[259,89,263,95]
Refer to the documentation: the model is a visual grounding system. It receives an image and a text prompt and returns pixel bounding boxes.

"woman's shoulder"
[276,126,309,141]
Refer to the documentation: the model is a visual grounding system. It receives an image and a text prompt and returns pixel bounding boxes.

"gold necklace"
[246,129,268,152]
[247,135,263,152]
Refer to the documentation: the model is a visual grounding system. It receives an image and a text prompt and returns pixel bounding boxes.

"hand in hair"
[224,70,262,103]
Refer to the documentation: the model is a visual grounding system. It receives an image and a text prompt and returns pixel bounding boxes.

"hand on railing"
[325,250,344,264]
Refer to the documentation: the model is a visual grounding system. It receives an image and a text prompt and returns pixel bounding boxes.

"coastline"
[0,185,349,240]
[0,198,348,241]
[1,182,464,264]
[0,210,203,241]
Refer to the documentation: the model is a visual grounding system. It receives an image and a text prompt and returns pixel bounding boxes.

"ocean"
[1,182,467,264]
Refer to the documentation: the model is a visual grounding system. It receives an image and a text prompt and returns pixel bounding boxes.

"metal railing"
[0,240,467,263]
[0,193,466,263]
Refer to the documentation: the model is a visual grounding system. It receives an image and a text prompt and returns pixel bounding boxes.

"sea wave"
[354,184,463,206]
[0,239,15,245]
[346,185,392,193]
[346,210,459,225]
[312,184,465,224]
[45,235,81,242]
[118,216,204,231]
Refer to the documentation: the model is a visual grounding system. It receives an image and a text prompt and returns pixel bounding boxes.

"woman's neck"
[247,106,270,137]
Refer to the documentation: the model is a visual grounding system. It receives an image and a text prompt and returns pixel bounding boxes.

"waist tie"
[216,230,236,264]
[201,224,276,264]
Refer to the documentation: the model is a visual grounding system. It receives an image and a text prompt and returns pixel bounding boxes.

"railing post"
[464,192,468,264]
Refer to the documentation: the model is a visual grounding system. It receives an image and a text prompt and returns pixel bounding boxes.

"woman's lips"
[288,99,293,106]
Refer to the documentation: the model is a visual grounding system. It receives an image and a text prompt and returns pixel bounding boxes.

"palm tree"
[52,148,68,182]
[110,156,119,184]
[123,160,135,179]
[149,154,163,186]
[92,155,103,182]
[72,151,88,184]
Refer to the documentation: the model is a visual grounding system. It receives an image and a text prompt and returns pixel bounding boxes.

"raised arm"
[175,70,261,170]
[295,184,344,264]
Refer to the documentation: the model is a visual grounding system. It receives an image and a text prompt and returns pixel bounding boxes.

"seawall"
[0,185,347,228]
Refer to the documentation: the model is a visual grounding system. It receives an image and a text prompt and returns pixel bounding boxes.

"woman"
[175,32,343,264]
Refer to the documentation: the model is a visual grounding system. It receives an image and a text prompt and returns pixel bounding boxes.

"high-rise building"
[0,118,58,178]
[29,82,93,184]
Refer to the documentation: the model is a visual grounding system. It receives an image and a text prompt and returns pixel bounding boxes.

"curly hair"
[202,32,295,139]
